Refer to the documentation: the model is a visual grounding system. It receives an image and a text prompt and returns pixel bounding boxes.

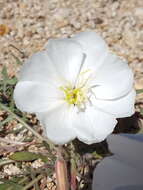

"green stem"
[18,176,29,185]
[21,174,43,190]
[0,103,44,142]
[0,159,15,167]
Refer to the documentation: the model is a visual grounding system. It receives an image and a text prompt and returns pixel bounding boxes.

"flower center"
[60,86,87,106]
[59,56,95,110]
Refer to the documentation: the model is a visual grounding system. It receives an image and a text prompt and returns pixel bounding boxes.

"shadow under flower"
[114,112,141,134]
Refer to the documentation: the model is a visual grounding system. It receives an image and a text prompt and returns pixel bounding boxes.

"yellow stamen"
[60,86,87,105]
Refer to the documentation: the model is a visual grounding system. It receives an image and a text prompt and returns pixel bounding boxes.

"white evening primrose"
[14,31,135,145]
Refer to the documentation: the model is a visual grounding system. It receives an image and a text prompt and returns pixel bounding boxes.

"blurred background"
[0,0,143,86]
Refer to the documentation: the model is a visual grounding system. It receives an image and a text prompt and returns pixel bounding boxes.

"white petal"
[36,104,76,144]
[72,31,108,71]
[14,81,63,113]
[72,107,117,144]
[92,89,136,118]
[45,38,84,85]
[20,51,61,86]
[92,54,134,99]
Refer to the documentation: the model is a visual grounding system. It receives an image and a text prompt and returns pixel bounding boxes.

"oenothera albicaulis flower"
[14,31,135,145]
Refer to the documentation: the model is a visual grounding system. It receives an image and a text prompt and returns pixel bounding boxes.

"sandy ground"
[0,0,143,88]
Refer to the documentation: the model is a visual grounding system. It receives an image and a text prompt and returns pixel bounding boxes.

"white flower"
[14,31,135,145]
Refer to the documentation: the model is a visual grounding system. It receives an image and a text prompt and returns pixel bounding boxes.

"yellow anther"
[60,86,87,105]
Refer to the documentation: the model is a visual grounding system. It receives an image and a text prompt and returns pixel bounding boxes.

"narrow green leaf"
[11,126,25,135]
[0,182,23,190]
[9,151,48,162]
[0,80,4,85]
[9,98,15,112]
[0,176,30,186]
[11,53,23,65]
[0,115,13,127]
[1,66,9,80]
[8,177,24,183]
[9,151,40,161]
[136,89,143,94]
[1,66,9,94]
[7,78,17,85]
[0,177,23,183]
[38,154,49,163]
[92,151,103,159]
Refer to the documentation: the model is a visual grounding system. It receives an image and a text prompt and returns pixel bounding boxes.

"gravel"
[0,0,143,86]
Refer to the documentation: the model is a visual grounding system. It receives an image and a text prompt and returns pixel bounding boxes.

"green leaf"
[0,182,23,190]
[8,177,24,183]
[92,151,103,159]
[1,65,17,96]
[1,66,9,80]
[10,126,25,135]
[1,66,9,94]
[9,151,39,161]
[136,89,143,94]
[38,154,49,163]
[0,176,30,186]
[9,151,48,162]
[0,115,13,127]
[11,53,23,65]
[7,78,17,85]
[42,140,50,150]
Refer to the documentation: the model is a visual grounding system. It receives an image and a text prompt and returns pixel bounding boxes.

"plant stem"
[70,143,77,190]
[21,174,43,190]
[0,137,25,145]
[0,159,15,167]
[55,146,69,190]
[0,103,44,142]
[9,44,25,57]
[18,176,29,185]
